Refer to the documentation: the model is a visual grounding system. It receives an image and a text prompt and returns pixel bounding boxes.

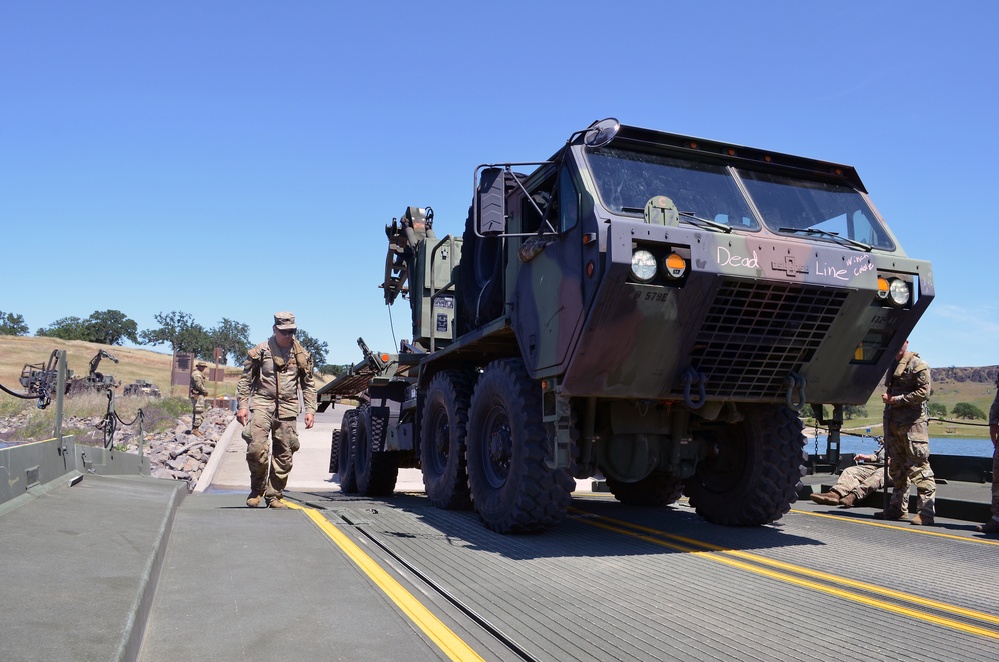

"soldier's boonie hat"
[274,311,297,330]
[196,361,208,368]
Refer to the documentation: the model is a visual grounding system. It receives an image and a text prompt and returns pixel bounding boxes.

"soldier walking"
[189,361,209,437]
[978,374,999,534]
[236,312,316,509]
[875,340,936,525]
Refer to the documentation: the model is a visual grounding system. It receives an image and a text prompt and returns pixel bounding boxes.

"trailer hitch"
[784,373,807,411]
[681,367,707,410]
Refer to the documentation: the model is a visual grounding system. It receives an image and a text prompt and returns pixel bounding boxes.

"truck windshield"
[585,147,759,230]
[736,169,895,250]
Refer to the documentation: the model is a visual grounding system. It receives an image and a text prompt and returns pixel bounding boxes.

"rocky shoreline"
[0,407,235,492]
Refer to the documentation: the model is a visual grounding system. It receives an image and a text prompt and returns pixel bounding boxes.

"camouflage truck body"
[322,120,932,533]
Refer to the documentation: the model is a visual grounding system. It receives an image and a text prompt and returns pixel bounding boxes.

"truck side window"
[560,168,579,233]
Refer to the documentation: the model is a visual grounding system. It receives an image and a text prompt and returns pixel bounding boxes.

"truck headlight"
[887,278,910,307]
[630,249,657,282]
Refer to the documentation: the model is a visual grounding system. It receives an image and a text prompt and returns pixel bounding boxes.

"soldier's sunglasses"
[277,329,296,336]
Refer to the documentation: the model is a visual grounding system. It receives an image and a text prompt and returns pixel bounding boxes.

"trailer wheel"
[606,473,684,506]
[685,404,805,526]
[421,371,474,509]
[466,359,573,533]
[459,207,504,332]
[338,409,358,493]
[355,406,399,496]
[329,429,340,474]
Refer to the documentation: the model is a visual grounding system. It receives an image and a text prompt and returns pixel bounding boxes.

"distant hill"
[932,366,999,384]
[0,335,330,403]
[0,335,242,400]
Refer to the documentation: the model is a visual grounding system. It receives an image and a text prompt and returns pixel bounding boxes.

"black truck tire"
[685,404,805,526]
[355,406,399,497]
[421,370,474,510]
[606,473,685,506]
[338,409,358,494]
[329,429,340,474]
[466,358,573,533]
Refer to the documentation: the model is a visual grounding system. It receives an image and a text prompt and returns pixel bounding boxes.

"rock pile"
[142,408,235,489]
[0,407,235,493]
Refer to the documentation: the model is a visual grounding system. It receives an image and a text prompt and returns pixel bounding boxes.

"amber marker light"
[876,276,890,300]
[663,252,687,279]
[381,353,390,362]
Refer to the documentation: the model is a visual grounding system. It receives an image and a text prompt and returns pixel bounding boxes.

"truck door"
[513,166,586,376]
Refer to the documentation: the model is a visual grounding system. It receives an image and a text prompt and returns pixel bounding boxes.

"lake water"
[810,435,995,458]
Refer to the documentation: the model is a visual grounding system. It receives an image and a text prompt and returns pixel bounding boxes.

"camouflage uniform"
[189,363,209,429]
[829,446,886,502]
[986,388,999,523]
[237,322,316,505]
[883,351,935,518]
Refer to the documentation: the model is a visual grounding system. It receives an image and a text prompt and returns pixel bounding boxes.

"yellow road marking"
[288,502,484,662]
[791,508,999,546]
[571,508,999,640]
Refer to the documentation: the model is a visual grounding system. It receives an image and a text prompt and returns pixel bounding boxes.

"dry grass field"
[1,335,330,408]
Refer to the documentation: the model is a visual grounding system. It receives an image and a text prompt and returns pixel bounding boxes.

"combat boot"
[839,493,857,508]
[874,508,908,521]
[809,491,840,506]
[911,513,934,526]
[268,498,289,509]
[976,519,999,534]
[246,491,262,508]
[192,428,204,438]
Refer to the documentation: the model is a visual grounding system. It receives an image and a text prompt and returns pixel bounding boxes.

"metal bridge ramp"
[0,473,186,662]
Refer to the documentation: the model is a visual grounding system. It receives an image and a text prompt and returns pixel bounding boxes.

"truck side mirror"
[477,167,506,235]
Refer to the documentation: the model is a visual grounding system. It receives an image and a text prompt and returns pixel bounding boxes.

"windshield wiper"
[679,211,732,233]
[619,207,732,233]
[777,227,872,252]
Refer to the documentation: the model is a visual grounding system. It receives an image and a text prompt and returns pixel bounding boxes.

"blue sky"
[2,1,996,369]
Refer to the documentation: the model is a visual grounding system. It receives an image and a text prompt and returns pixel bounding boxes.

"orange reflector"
[664,253,687,279]
[381,353,390,362]
[586,260,594,277]
[876,277,889,299]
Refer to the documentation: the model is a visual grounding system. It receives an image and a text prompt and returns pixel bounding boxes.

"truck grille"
[687,279,848,399]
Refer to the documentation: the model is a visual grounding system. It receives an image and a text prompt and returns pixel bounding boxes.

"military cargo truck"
[319,119,933,533]
[122,379,162,398]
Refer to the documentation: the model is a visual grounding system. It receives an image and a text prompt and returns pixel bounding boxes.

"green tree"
[140,311,196,351]
[804,404,827,421]
[296,328,328,370]
[320,363,350,377]
[952,402,986,420]
[0,311,29,336]
[843,404,868,419]
[209,318,250,366]
[177,324,214,358]
[37,316,91,340]
[86,309,139,345]
[927,402,948,418]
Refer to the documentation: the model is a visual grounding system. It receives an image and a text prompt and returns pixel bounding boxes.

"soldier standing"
[977,374,999,534]
[236,312,316,509]
[189,361,209,437]
[875,340,936,525]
